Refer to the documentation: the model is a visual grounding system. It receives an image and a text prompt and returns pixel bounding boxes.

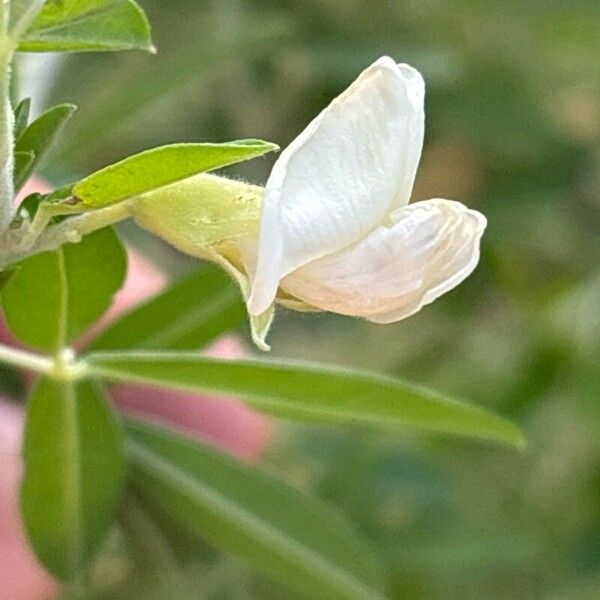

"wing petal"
[280,199,486,322]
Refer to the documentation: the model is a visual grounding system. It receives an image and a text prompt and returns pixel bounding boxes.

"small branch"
[0,199,135,268]
[16,201,87,253]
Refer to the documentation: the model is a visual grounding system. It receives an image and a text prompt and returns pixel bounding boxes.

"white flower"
[243,56,486,323]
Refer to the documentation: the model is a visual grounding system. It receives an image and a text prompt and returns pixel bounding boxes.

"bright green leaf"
[73,140,278,207]
[61,228,126,339]
[13,97,31,139]
[126,418,386,600]
[1,227,126,351]
[14,103,77,188]
[1,250,65,351]
[18,0,153,53]
[88,265,245,351]
[21,378,125,581]
[87,354,524,447]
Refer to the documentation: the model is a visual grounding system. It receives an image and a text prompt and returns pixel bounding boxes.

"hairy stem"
[0,5,13,232]
[0,199,135,268]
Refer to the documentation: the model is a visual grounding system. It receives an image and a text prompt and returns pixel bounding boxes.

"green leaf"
[13,150,35,191]
[73,140,278,207]
[18,0,153,53]
[89,265,245,351]
[14,103,77,189]
[1,227,126,352]
[118,495,196,597]
[21,378,125,581]
[13,97,31,139]
[0,267,18,291]
[17,192,45,220]
[126,418,386,600]
[87,354,524,447]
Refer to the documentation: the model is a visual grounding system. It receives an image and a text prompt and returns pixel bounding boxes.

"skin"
[0,180,271,599]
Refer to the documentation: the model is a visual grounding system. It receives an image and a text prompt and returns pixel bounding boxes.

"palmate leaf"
[87,353,524,447]
[73,140,278,206]
[1,227,125,352]
[126,418,386,600]
[18,0,153,53]
[89,265,245,351]
[21,378,124,581]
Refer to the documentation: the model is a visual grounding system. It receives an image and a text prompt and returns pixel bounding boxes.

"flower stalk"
[0,199,136,268]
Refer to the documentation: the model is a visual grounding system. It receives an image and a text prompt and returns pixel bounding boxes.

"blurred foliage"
[18,0,600,597]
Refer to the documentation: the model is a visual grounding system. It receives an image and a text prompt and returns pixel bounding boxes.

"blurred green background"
[17,0,600,597]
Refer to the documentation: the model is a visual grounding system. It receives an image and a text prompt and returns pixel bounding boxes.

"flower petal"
[279,199,486,321]
[247,57,425,315]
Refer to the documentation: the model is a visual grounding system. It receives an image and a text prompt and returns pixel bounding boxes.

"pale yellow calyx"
[131,173,263,256]
[131,173,280,350]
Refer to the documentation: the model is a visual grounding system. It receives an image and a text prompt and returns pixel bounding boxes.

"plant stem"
[0,199,135,268]
[0,343,89,381]
[0,342,52,373]
[0,0,57,234]
[0,1,14,233]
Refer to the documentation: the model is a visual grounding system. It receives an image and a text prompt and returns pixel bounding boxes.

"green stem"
[0,41,14,232]
[0,0,60,233]
[0,343,88,381]
[0,342,52,373]
[0,199,135,268]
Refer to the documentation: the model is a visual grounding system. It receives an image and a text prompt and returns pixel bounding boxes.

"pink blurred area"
[0,179,271,598]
